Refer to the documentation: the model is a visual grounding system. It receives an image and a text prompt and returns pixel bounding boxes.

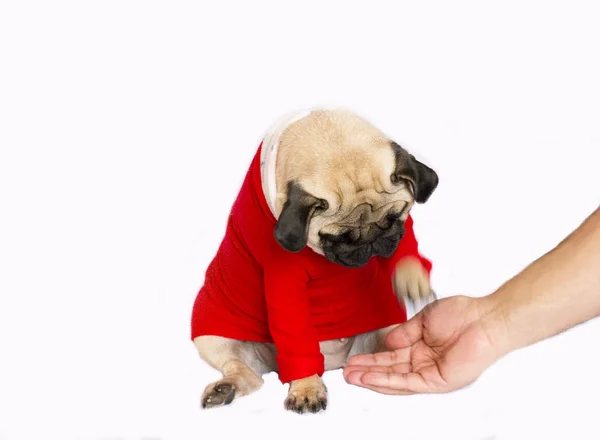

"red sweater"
[191,142,432,384]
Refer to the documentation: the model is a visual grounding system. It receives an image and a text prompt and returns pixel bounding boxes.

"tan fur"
[194,336,266,409]
[193,326,399,412]
[285,374,328,413]
[194,109,434,413]
[274,109,415,254]
[393,255,433,301]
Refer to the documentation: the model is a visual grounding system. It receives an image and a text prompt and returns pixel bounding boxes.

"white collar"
[259,109,314,218]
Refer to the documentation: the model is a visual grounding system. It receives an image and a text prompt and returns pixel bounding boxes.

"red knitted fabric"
[191,142,432,384]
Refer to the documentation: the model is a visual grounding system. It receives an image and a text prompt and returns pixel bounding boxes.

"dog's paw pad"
[284,390,327,414]
[201,381,236,409]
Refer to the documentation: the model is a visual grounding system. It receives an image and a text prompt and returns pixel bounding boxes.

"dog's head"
[271,109,438,268]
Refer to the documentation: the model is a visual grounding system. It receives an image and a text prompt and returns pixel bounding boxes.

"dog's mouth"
[320,226,404,268]
[324,246,373,268]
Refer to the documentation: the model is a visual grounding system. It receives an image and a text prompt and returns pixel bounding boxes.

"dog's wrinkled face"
[318,208,407,268]
[272,110,438,268]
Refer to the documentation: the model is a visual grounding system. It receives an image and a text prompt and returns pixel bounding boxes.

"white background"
[1,1,599,440]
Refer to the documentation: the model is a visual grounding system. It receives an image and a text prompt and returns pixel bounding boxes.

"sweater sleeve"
[379,214,432,278]
[263,256,324,384]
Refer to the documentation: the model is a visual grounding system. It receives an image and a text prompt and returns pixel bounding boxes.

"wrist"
[477,290,515,359]
[395,255,422,268]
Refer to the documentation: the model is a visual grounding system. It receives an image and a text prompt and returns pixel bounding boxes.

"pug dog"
[191,108,438,414]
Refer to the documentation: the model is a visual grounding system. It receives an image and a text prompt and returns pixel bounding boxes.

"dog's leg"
[193,335,276,409]
[374,324,400,352]
[284,374,328,414]
[283,338,358,414]
[343,324,399,364]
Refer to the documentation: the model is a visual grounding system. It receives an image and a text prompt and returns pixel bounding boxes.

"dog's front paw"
[201,380,236,409]
[393,256,432,302]
[284,374,327,414]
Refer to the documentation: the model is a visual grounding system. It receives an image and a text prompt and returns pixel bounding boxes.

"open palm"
[343,295,501,394]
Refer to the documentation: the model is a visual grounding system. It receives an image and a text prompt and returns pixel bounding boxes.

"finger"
[349,382,415,395]
[385,313,423,348]
[344,369,426,394]
[346,348,411,367]
[343,363,413,378]
[359,371,431,394]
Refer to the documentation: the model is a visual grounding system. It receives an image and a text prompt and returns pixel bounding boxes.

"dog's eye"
[319,232,343,243]
[314,198,329,214]
[375,212,400,230]
[386,212,400,222]
[347,229,360,242]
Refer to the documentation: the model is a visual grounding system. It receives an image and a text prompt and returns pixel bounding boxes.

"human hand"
[343,295,505,394]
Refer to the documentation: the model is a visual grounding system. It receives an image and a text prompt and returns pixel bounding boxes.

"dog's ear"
[390,142,439,203]
[274,182,328,252]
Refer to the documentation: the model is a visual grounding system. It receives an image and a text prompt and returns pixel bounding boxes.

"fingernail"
[344,371,361,384]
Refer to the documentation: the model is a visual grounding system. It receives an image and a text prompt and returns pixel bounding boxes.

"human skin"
[343,205,600,394]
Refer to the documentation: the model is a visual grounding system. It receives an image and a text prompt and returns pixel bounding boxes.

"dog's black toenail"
[202,382,236,409]
[284,397,295,410]
[224,388,235,405]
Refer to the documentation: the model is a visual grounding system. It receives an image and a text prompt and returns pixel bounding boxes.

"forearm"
[263,265,324,384]
[268,318,325,384]
[483,206,600,356]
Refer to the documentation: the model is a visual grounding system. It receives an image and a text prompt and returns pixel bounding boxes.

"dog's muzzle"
[319,217,406,268]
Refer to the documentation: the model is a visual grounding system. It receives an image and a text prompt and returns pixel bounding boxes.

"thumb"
[386,312,424,348]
